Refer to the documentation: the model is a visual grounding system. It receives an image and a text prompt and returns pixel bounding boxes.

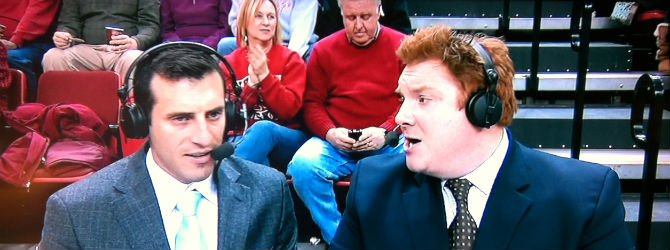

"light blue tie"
[175,190,207,250]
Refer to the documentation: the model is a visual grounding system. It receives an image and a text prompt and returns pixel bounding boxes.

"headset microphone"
[212,142,235,160]
[384,124,402,147]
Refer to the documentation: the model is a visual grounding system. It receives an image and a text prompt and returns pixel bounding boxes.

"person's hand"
[108,34,138,52]
[53,31,73,49]
[0,39,17,49]
[352,127,387,151]
[246,44,269,88]
[326,127,356,151]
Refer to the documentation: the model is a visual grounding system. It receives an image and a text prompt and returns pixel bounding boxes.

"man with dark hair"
[331,25,633,250]
[39,43,297,250]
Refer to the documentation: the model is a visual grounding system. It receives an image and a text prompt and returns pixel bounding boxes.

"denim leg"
[233,121,309,168]
[8,42,53,101]
[287,137,357,243]
[266,126,309,171]
[216,37,238,56]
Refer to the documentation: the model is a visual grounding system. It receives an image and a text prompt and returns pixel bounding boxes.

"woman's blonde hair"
[236,0,283,48]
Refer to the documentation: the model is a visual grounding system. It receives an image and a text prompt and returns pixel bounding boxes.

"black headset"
[465,41,503,128]
[118,41,240,139]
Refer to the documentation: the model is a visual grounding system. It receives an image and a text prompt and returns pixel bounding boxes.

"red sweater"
[304,26,405,138]
[0,0,60,47]
[224,44,307,133]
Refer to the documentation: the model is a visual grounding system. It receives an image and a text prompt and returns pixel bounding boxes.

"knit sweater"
[160,0,232,49]
[304,26,405,138]
[0,0,61,47]
[224,44,307,133]
[57,0,160,50]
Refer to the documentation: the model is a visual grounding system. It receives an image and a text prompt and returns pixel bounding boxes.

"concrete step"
[513,72,646,91]
[410,16,623,31]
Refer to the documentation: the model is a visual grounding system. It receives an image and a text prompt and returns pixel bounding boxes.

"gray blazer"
[39,146,297,249]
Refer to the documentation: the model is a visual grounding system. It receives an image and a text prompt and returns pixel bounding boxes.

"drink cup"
[105,26,124,44]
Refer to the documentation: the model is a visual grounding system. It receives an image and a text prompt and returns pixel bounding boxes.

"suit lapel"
[216,158,251,250]
[402,173,451,249]
[112,149,170,249]
[475,140,532,250]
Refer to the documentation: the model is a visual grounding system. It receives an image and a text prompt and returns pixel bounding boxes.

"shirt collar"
[448,129,509,195]
[146,148,218,216]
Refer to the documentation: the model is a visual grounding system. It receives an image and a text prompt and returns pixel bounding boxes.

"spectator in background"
[217,0,318,59]
[42,0,160,80]
[161,0,233,49]
[287,0,405,243]
[224,0,309,171]
[0,0,61,102]
[314,0,411,39]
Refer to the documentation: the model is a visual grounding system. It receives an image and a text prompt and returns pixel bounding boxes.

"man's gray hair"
[337,0,382,9]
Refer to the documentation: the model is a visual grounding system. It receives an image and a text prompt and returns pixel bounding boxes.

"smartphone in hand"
[348,129,362,141]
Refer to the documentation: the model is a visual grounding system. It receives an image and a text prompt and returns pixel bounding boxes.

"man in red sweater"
[0,0,61,102]
[287,0,405,244]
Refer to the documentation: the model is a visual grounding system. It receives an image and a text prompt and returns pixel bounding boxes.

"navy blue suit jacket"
[331,136,633,249]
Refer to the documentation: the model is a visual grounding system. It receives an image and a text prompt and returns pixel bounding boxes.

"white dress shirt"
[442,129,509,228]
[146,148,218,250]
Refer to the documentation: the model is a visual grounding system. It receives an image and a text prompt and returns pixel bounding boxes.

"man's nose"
[191,119,215,146]
[395,101,413,127]
[354,18,364,30]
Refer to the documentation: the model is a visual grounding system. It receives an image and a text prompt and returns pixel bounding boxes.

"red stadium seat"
[32,71,123,183]
[7,68,26,110]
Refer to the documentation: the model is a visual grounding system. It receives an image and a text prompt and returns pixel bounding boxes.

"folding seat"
[0,71,122,243]
[31,71,123,183]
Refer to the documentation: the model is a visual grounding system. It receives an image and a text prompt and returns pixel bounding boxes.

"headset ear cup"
[466,90,503,128]
[224,99,238,135]
[120,103,149,139]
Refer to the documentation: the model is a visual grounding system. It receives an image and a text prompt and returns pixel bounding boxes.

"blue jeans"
[232,120,310,171]
[287,135,405,243]
[8,42,54,101]
[216,36,237,56]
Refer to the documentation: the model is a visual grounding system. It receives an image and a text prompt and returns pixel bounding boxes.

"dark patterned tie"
[447,178,477,250]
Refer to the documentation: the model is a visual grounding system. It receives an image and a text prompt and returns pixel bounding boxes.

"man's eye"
[362,14,371,20]
[418,96,428,103]
[173,116,189,122]
[208,110,222,119]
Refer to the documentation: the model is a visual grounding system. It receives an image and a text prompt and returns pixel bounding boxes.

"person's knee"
[248,120,275,131]
[41,48,67,70]
[7,50,32,66]
[217,37,237,55]
[287,148,319,180]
